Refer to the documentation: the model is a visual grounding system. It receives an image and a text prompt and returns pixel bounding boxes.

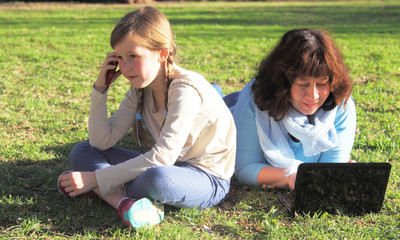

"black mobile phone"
[106,61,118,85]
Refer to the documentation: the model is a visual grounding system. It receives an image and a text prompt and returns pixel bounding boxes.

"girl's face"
[290,76,330,116]
[114,34,165,90]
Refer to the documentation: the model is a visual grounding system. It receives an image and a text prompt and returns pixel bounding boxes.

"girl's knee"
[141,166,172,188]
[69,141,91,169]
[126,166,176,200]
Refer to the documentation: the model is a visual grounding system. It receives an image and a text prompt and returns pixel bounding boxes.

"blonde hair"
[110,7,176,149]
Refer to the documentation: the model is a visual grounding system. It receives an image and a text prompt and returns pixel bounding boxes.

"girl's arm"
[318,97,357,163]
[143,83,202,165]
[89,52,132,150]
[88,88,137,150]
[93,52,121,93]
[95,82,203,196]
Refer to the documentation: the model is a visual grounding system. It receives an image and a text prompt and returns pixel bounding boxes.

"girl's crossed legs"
[69,141,230,210]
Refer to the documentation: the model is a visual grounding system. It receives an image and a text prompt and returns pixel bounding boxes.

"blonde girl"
[58,7,236,228]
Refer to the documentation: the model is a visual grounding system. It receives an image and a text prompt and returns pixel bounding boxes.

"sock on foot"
[117,198,164,228]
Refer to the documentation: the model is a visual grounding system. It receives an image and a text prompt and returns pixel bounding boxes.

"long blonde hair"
[110,7,176,149]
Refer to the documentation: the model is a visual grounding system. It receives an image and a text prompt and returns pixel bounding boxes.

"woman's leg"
[124,162,230,210]
[223,91,240,111]
[210,82,240,112]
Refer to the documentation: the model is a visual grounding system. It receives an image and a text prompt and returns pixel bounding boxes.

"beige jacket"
[89,65,236,196]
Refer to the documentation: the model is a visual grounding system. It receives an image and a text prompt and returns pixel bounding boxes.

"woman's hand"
[94,52,122,93]
[288,172,297,190]
[58,171,98,197]
[258,166,297,189]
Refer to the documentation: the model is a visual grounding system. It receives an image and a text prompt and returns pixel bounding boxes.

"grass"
[1,0,400,239]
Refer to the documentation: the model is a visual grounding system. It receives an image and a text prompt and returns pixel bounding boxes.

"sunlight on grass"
[1,1,399,239]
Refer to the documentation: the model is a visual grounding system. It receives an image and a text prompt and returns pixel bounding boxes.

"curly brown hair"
[252,29,353,121]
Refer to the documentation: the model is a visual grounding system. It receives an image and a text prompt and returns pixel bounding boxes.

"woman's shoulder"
[242,78,256,95]
[234,79,257,108]
[336,96,356,116]
[333,96,356,127]
[232,79,258,121]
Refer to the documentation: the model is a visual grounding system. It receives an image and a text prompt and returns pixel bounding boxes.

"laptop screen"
[293,163,391,216]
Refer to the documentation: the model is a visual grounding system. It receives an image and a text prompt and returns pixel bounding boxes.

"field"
[0,1,399,239]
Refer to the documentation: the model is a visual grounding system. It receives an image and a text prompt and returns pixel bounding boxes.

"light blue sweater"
[233,80,357,186]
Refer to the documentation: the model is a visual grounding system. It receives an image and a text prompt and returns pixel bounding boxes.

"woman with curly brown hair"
[233,29,356,189]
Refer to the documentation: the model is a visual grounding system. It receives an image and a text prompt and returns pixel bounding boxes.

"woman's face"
[290,76,330,116]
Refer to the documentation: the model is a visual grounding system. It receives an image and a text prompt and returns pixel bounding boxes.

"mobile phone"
[105,61,118,85]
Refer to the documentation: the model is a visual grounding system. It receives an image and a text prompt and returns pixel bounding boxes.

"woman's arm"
[233,82,270,186]
[233,81,297,189]
[258,166,296,189]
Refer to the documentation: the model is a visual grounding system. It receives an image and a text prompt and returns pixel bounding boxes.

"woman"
[233,29,356,189]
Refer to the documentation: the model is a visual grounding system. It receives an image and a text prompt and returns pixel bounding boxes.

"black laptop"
[278,162,391,217]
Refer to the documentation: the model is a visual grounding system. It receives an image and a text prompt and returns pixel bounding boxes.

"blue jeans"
[223,91,240,112]
[69,142,230,210]
[211,83,240,112]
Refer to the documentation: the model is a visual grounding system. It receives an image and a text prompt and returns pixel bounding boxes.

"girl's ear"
[159,48,169,62]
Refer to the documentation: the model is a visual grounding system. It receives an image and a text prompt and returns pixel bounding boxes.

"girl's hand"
[94,52,122,93]
[58,171,98,197]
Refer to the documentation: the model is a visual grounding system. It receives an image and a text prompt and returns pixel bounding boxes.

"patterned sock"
[117,198,164,228]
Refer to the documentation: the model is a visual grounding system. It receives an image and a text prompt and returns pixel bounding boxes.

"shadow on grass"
[0,138,286,236]
[166,5,400,27]
[167,4,400,40]
[0,142,126,236]
[3,4,400,39]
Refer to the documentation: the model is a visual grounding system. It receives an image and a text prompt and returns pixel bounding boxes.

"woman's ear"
[159,48,169,62]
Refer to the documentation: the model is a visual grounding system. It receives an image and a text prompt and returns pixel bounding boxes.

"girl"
[58,7,236,228]
[233,29,356,190]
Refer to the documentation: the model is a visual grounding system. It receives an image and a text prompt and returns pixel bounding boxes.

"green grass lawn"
[1,1,399,239]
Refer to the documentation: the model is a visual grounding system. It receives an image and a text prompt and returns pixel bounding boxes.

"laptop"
[278,162,391,217]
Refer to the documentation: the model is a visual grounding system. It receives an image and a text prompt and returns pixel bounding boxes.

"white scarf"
[255,106,338,176]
